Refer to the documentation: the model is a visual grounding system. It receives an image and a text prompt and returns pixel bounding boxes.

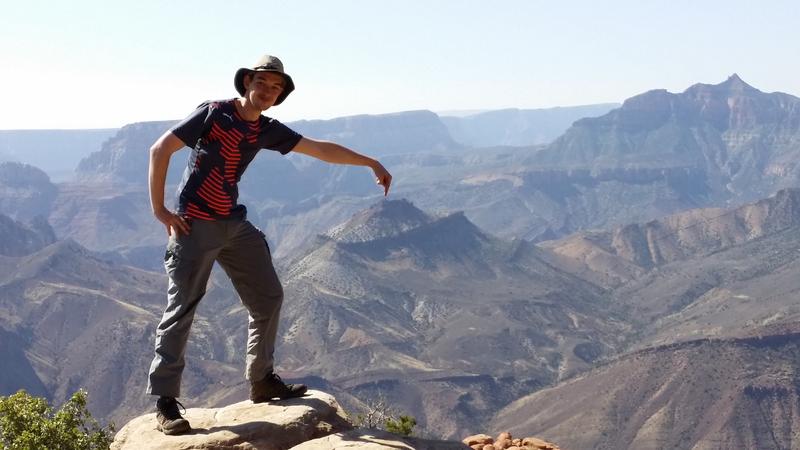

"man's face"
[244,72,285,110]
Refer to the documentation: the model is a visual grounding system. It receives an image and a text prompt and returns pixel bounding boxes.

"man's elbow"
[150,143,166,161]
[151,132,185,159]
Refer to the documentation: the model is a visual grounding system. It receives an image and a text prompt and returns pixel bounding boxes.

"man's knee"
[262,284,283,308]
[239,279,282,318]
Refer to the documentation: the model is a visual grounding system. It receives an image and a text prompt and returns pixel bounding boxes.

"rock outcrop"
[112,390,349,450]
[111,390,466,449]
[462,432,559,450]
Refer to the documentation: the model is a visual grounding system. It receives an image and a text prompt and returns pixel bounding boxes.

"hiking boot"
[250,372,308,403]
[155,396,191,435]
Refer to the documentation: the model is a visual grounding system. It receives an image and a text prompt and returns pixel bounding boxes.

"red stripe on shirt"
[197,192,232,212]
[197,186,231,204]
[185,202,213,219]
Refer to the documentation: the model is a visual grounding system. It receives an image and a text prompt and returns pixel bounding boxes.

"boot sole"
[157,422,192,435]
[251,387,308,403]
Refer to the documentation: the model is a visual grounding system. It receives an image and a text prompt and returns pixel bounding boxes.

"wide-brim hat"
[234,55,295,106]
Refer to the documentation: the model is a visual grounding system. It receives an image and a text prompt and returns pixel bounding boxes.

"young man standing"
[146,54,392,435]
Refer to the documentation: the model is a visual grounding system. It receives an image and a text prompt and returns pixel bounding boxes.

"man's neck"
[235,98,263,121]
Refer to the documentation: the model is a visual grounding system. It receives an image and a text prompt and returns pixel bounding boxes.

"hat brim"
[234,68,295,106]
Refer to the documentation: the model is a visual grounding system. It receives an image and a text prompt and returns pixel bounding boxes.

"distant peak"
[362,198,428,219]
[682,74,761,97]
[326,198,432,243]
[719,73,758,92]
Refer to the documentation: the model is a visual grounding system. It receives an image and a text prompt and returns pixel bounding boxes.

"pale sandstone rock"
[497,432,512,442]
[463,434,558,450]
[291,428,469,449]
[521,436,559,449]
[495,437,511,449]
[463,434,494,446]
[111,390,350,450]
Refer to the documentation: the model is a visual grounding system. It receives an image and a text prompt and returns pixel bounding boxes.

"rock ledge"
[111,390,350,450]
[111,390,467,449]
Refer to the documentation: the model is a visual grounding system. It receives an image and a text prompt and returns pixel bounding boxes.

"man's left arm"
[292,137,392,196]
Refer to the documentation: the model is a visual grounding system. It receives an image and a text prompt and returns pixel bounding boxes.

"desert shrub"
[351,394,417,437]
[0,389,113,450]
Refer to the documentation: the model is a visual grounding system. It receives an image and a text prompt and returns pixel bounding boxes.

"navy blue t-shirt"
[170,99,302,220]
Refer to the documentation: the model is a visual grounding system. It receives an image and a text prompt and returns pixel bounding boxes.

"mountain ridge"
[543,187,800,283]
[492,329,800,450]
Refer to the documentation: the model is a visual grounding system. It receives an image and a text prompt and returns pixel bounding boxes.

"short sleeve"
[261,118,303,155]
[170,102,215,148]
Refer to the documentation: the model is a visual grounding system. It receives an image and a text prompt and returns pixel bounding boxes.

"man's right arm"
[149,131,191,236]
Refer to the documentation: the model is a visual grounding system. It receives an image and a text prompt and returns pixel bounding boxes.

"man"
[146,54,392,435]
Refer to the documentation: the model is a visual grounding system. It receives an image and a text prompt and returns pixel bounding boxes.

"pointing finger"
[381,176,391,196]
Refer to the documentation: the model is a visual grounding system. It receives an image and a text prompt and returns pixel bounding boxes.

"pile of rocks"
[462,432,559,450]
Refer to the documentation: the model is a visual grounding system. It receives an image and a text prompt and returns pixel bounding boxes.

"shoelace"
[174,399,187,415]
[269,373,284,384]
[159,398,187,419]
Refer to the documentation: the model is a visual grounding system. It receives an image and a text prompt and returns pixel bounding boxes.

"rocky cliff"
[532,74,800,201]
[0,162,58,220]
[75,121,179,183]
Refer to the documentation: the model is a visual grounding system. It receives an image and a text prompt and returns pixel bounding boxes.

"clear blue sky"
[1,0,798,129]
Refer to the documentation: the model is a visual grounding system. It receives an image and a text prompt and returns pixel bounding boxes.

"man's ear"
[243,73,252,92]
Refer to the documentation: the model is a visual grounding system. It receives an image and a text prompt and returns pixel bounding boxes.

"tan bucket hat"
[234,55,295,105]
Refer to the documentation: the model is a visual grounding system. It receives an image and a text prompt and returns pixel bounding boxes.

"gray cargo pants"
[146,219,283,398]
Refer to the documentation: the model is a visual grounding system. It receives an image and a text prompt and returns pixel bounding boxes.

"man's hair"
[244,72,286,90]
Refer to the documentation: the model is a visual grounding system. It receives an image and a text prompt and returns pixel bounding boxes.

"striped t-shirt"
[170,99,302,221]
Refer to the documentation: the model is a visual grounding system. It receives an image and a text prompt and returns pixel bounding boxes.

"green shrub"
[385,415,416,436]
[0,389,114,450]
[351,395,416,437]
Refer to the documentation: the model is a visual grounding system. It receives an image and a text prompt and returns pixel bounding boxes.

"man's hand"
[372,162,392,196]
[154,206,191,236]
[149,131,189,236]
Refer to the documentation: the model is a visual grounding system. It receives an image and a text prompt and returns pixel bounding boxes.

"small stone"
[483,445,495,450]
[512,439,522,446]
[507,447,521,450]
[497,432,512,442]
[471,445,484,450]
[522,436,558,449]
[496,438,511,449]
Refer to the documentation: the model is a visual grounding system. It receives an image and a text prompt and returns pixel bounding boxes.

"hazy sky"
[2,0,798,129]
